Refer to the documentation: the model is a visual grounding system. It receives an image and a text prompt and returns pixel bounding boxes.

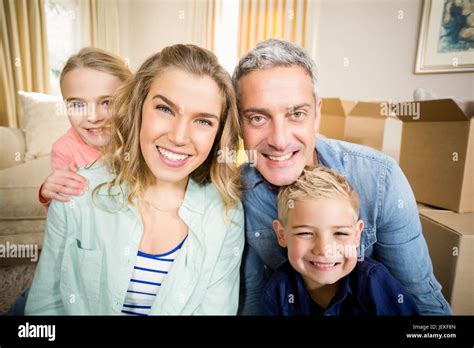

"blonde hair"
[94,44,242,215]
[278,166,360,226]
[60,47,132,90]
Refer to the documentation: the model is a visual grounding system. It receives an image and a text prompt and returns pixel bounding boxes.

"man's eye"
[249,115,265,125]
[291,111,306,120]
[196,119,212,127]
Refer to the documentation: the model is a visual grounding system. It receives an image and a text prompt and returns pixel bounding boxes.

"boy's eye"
[196,119,213,127]
[334,232,349,236]
[296,232,313,237]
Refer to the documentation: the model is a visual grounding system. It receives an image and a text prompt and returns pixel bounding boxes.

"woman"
[25,44,244,315]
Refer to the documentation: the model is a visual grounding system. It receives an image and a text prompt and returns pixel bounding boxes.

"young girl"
[8,47,131,316]
[25,44,244,315]
[39,47,132,204]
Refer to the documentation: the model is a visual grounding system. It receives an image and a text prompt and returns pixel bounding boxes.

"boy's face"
[273,197,364,289]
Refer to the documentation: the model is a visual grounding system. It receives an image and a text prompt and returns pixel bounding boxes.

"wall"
[118,0,473,101]
[314,0,473,102]
[118,0,196,70]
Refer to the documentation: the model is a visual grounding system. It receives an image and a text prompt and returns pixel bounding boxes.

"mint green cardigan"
[25,162,244,315]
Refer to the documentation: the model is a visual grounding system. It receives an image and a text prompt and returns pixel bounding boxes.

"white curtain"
[0,0,50,127]
[79,0,120,54]
[185,0,216,50]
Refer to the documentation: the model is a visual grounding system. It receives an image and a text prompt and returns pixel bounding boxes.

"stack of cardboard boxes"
[320,98,473,314]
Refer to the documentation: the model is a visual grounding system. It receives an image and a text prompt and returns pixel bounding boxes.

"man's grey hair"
[232,38,319,100]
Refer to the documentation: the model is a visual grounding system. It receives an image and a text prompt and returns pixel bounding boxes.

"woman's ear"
[273,219,287,248]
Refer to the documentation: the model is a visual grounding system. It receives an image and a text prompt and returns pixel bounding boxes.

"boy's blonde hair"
[60,47,132,90]
[94,44,242,216]
[278,166,360,226]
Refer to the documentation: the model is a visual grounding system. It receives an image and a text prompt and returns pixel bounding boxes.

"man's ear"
[314,98,322,134]
[355,219,364,245]
[273,219,287,248]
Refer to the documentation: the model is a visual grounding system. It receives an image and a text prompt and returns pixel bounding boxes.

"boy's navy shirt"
[262,257,420,316]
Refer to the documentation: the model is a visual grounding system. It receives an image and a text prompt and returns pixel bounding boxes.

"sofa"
[0,91,70,314]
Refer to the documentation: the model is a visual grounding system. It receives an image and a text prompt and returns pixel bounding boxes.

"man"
[233,39,451,315]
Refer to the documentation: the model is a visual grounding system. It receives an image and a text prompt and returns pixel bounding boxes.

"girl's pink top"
[50,127,101,171]
[39,127,102,205]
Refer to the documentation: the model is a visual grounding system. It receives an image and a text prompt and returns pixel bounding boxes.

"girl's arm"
[25,200,69,315]
[39,144,89,205]
[194,205,245,315]
[39,163,88,204]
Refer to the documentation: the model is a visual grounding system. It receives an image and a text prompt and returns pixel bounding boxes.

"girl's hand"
[40,163,89,202]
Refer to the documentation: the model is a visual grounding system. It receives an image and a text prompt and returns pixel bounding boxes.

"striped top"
[121,236,188,316]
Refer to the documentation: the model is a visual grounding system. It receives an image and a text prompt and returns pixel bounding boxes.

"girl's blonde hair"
[278,166,360,226]
[95,44,242,215]
[60,47,132,89]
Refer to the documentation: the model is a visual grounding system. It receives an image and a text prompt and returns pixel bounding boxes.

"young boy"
[262,166,419,316]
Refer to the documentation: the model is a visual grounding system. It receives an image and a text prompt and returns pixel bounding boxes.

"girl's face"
[140,68,222,184]
[61,68,123,149]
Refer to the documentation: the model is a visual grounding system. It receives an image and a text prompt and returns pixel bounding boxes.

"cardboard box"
[319,98,357,140]
[344,101,403,162]
[418,207,474,315]
[399,99,473,213]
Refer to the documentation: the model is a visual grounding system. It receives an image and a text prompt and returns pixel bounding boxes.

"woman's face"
[140,68,222,184]
[62,68,123,149]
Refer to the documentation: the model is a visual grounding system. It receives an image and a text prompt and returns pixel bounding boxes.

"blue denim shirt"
[239,138,451,315]
[262,257,419,316]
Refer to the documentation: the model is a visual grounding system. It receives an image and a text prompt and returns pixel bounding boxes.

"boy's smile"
[273,197,364,289]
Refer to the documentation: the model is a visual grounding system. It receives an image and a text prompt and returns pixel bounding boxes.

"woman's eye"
[156,105,172,114]
[196,119,212,127]
[101,99,111,108]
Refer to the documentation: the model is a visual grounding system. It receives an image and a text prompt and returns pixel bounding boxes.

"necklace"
[144,198,183,213]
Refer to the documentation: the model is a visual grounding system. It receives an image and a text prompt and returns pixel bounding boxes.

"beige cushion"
[0,156,50,220]
[0,127,26,169]
[17,91,70,161]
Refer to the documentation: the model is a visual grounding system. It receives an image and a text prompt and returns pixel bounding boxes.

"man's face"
[238,66,321,186]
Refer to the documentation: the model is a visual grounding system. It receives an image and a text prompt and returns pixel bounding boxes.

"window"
[44,0,80,95]
[214,0,240,74]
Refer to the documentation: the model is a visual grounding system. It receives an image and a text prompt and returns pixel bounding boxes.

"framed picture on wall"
[415,0,474,73]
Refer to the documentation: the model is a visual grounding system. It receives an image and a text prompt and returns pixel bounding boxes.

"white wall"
[314,0,473,102]
[118,0,197,70]
[117,0,473,101]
